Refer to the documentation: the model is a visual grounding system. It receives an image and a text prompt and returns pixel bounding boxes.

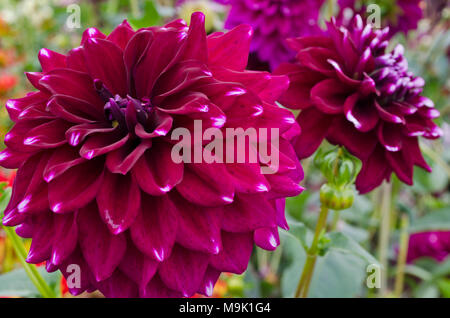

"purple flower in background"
[337,0,424,37]
[0,13,303,297]
[275,15,442,193]
[222,0,325,70]
[407,231,450,263]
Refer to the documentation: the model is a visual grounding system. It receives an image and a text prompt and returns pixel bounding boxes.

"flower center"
[95,79,152,130]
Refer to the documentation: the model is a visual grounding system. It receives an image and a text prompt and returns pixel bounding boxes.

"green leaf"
[437,279,450,298]
[128,1,161,30]
[280,227,379,297]
[409,208,450,233]
[0,268,61,298]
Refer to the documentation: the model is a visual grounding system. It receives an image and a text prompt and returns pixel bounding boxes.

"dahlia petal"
[132,142,183,196]
[97,171,140,234]
[226,163,270,194]
[265,174,304,199]
[196,267,221,297]
[26,213,53,263]
[180,12,207,63]
[65,123,113,147]
[134,110,173,139]
[78,202,127,282]
[0,148,33,169]
[210,231,254,274]
[6,94,43,123]
[123,30,154,95]
[66,47,88,73]
[97,270,139,298]
[141,275,182,298]
[386,148,413,185]
[222,194,276,232]
[207,24,252,71]
[5,118,52,152]
[403,137,431,172]
[133,28,185,99]
[311,79,350,114]
[254,227,280,251]
[275,63,325,109]
[25,72,48,91]
[211,67,289,104]
[355,146,390,194]
[176,163,235,206]
[159,245,209,297]
[80,129,130,160]
[47,94,104,122]
[38,48,66,72]
[375,101,405,124]
[344,94,379,132]
[327,59,361,86]
[130,195,178,262]
[59,249,95,296]
[107,20,135,50]
[296,47,338,76]
[4,152,49,219]
[326,116,378,159]
[171,193,222,255]
[51,213,78,266]
[378,122,403,152]
[118,244,158,290]
[22,119,70,149]
[106,139,152,175]
[48,159,104,213]
[81,27,106,45]
[293,108,333,159]
[286,36,334,51]
[39,69,104,108]
[83,38,127,96]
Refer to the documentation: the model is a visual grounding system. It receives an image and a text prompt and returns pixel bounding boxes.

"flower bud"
[314,147,362,188]
[319,184,355,210]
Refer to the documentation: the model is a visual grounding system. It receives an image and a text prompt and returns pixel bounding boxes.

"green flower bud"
[314,147,362,188]
[319,184,355,210]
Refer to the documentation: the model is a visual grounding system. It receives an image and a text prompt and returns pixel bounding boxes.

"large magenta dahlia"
[221,0,325,70]
[275,15,441,194]
[0,13,303,297]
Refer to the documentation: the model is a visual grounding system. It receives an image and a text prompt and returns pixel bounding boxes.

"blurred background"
[0,0,449,298]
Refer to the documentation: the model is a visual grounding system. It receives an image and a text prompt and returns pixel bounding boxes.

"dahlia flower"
[0,12,303,297]
[407,231,450,263]
[221,0,325,70]
[337,0,424,37]
[275,15,442,193]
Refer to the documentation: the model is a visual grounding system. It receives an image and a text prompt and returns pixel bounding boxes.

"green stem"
[130,0,141,18]
[1,226,56,298]
[330,210,340,231]
[295,205,329,298]
[377,181,392,297]
[394,214,409,298]
[326,0,336,20]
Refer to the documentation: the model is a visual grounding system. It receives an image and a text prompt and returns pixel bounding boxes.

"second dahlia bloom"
[276,15,442,193]
[337,0,424,37]
[221,0,325,70]
[0,13,303,297]
[407,231,450,263]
